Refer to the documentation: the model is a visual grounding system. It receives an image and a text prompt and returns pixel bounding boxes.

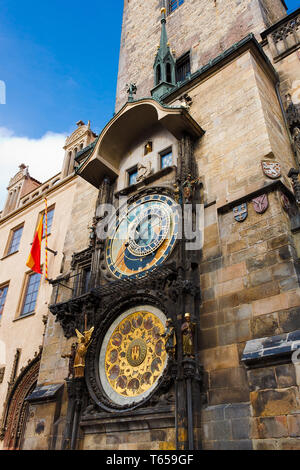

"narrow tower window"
[166,63,172,83]
[156,64,161,85]
[176,52,191,83]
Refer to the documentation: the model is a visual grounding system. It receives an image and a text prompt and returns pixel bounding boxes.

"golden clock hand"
[114,242,130,267]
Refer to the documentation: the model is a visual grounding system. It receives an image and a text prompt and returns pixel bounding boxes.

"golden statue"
[161,318,177,359]
[144,141,153,155]
[181,313,196,358]
[74,327,94,378]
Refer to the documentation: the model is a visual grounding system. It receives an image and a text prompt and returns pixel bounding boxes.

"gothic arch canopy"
[77,98,204,188]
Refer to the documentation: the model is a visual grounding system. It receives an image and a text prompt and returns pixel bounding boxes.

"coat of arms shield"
[233,203,248,222]
[262,161,281,179]
[252,194,269,214]
[280,193,291,212]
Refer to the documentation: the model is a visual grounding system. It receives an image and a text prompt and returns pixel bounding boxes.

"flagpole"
[44,198,48,280]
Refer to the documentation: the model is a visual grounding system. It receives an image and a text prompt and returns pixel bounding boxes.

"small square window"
[0,285,9,318]
[168,0,184,14]
[21,272,42,317]
[161,149,173,169]
[128,167,138,186]
[7,226,23,256]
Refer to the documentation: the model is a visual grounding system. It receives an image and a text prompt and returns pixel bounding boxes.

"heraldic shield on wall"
[261,161,281,179]
[233,203,248,222]
[252,194,269,214]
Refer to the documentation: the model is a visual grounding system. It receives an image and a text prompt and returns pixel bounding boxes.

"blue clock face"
[106,194,179,279]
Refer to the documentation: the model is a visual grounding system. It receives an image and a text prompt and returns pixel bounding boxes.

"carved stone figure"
[74,327,94,378]
[179,93,192,110]
[61,343,77,379]
[161,318,177,359]
[181,313,196,358]
[182,174,200,203]
[126,83,137,102]
[137,160,152,182]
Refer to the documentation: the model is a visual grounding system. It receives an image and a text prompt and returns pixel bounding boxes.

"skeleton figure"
[73,327,94,378]
[61,343,76,379]
[161,318,177,359]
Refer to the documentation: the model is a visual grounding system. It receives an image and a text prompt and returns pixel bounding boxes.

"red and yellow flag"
[26,216,43,274]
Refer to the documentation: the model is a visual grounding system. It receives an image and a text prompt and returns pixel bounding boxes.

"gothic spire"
[151,6,176,101]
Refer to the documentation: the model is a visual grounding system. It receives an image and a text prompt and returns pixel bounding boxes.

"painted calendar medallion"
[99,307,168,406]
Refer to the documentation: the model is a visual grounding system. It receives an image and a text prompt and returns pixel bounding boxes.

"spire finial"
[151,3,176,100]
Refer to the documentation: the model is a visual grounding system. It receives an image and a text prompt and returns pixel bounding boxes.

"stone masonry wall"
[186,51,295,206]
[174,46,300,448]
[258,0,286,28]
[116,0,286,110]
[198,187,300,449]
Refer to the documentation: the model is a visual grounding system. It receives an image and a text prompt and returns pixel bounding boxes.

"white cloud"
[0,128,67,210]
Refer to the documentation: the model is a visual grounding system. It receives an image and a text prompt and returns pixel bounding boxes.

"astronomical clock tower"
[50,5,204,451]
[22,0,300,452]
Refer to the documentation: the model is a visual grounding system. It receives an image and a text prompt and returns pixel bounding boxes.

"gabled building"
[0,122,97,450]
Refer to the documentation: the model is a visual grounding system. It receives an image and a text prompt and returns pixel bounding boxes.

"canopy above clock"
[76,98,204,189]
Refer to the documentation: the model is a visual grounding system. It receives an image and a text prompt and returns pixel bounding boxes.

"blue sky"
[0,0,298,140]
[0,0,299,209]
[0,0,124,138]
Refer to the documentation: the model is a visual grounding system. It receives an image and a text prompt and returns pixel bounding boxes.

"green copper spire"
[159,7,169,59]
[151,6,176,101]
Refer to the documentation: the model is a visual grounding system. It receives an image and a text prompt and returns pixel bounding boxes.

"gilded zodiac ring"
[126,338,147,367]
[102,309,168,404]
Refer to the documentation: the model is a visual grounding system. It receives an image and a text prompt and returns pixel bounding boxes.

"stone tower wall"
[116,0,287,110]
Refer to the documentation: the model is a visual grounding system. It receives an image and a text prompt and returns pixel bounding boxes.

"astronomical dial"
[106,194,179,279]
[99,307,168,406]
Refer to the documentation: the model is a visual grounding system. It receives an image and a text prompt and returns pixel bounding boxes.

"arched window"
[156,64,161,85]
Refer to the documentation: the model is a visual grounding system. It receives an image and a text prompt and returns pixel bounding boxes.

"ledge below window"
[13,312,36,322]
[115,166,177,199]
[1,250,19,261]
